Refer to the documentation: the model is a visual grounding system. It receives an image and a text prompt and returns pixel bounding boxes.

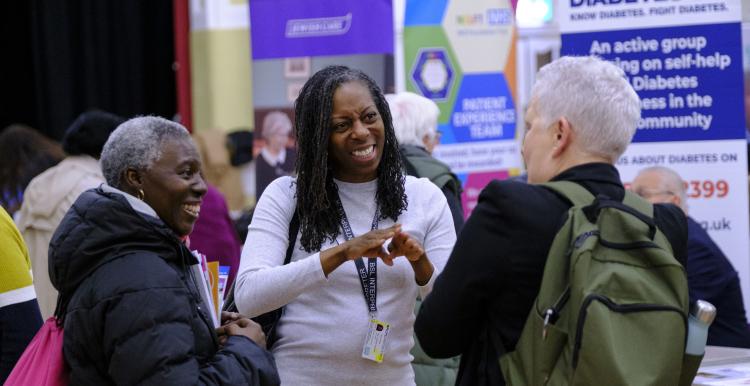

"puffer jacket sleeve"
[70,252,279,386]
[198,336,279,386]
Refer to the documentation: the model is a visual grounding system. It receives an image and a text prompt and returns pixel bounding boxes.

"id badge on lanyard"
[336,198,390,363]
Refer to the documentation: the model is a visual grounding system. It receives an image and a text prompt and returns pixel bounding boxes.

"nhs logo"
[486,8,513,25]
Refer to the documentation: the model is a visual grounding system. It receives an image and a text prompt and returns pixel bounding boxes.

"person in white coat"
[16,110,123,319]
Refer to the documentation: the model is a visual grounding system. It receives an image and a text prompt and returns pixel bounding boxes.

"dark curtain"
[0,2,37,134]
[0,1,175,140]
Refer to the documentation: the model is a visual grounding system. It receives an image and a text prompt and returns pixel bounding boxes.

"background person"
[234,66,456,385]
[632,165,750,348]
[0,206,42,383]
[227,129,258,211]
[387,91,461,386]
[387,91,464,235]
[414,56,688,385]
[193,128,248,216]
[16,109,124,319]
[49,116,279,385]
[0,124,64,218]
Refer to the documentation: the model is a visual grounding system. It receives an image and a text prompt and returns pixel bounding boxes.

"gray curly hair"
[100,116,192,188]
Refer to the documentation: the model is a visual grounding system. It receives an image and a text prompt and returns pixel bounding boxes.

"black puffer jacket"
[49,187,280,385]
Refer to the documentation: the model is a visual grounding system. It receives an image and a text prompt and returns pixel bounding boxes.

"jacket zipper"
[572,294,686,368]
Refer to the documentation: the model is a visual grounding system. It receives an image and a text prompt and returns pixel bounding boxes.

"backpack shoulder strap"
[401,153,419,177]
[285,207,300,264]
[540,181,595,207]
[544,181,654,220]
[622,190,676,253]
[222,206,299,313]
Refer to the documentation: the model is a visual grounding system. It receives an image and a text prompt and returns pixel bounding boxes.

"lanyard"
[334,198,380,316]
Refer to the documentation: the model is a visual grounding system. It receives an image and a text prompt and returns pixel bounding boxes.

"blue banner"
[450,73,517,143]
[562,22,744,143]
[559,0,750,322]
[250,0,393,59]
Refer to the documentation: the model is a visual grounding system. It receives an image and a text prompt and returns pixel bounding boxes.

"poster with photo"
[248,0,394,203]
[249,108,298,201]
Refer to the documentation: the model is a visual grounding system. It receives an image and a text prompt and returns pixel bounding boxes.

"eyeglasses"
[633,189,675,200]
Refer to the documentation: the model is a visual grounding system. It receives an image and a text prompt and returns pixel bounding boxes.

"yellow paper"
[207,261,220,318]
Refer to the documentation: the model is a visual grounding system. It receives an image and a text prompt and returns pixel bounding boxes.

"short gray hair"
[261,111,292,139]
[100,116,192,188]
[532,56,640,161]
[636,166,687,208]
[386,92,440,147]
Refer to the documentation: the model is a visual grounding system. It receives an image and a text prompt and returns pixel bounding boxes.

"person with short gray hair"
[388,92,464,234]
[100,116,192,188]
[388,91,462,385]
[631,166,688,211]
[49,116,280,385]
[387,92,441,152]
[416,56,688,385]
[633,165,750,349]
[531,55,640,163]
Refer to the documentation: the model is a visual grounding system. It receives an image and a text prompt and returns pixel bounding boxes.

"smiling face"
[140,138,207,236]
[328,81,385,183]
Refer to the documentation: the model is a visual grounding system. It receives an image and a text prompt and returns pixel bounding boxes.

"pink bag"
[5,317,69,386]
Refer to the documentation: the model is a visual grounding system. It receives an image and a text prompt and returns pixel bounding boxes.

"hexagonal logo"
[410,48,454,101]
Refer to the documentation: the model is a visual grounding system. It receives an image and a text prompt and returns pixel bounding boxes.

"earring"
[137,189,145,201]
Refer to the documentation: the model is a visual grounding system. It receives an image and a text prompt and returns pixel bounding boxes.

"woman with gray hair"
[387,92,464,233]
[255,111,296,199]
[48,116,279,385]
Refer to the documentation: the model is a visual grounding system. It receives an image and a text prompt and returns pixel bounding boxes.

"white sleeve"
[234,177,328,317]
[412,178,457,299]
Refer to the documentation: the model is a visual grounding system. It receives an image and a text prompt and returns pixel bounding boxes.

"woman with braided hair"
[234,66,456,385]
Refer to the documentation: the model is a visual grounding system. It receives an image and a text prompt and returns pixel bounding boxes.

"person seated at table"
[632,166,750,348]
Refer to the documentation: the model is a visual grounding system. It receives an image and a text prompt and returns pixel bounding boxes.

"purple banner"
[250,0,394,59]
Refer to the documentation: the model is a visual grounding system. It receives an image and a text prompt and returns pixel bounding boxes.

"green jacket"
[400,145,462,384]
[400,145,464,234]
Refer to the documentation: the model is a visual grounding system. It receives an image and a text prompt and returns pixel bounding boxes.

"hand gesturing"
[381,230,425,266]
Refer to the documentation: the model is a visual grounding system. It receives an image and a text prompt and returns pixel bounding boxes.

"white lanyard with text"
[334,198,380,317]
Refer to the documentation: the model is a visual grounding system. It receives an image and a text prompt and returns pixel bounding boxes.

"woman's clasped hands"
[320,224,433,285]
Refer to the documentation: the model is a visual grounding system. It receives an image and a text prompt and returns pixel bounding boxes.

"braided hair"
[294,65,407,252]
